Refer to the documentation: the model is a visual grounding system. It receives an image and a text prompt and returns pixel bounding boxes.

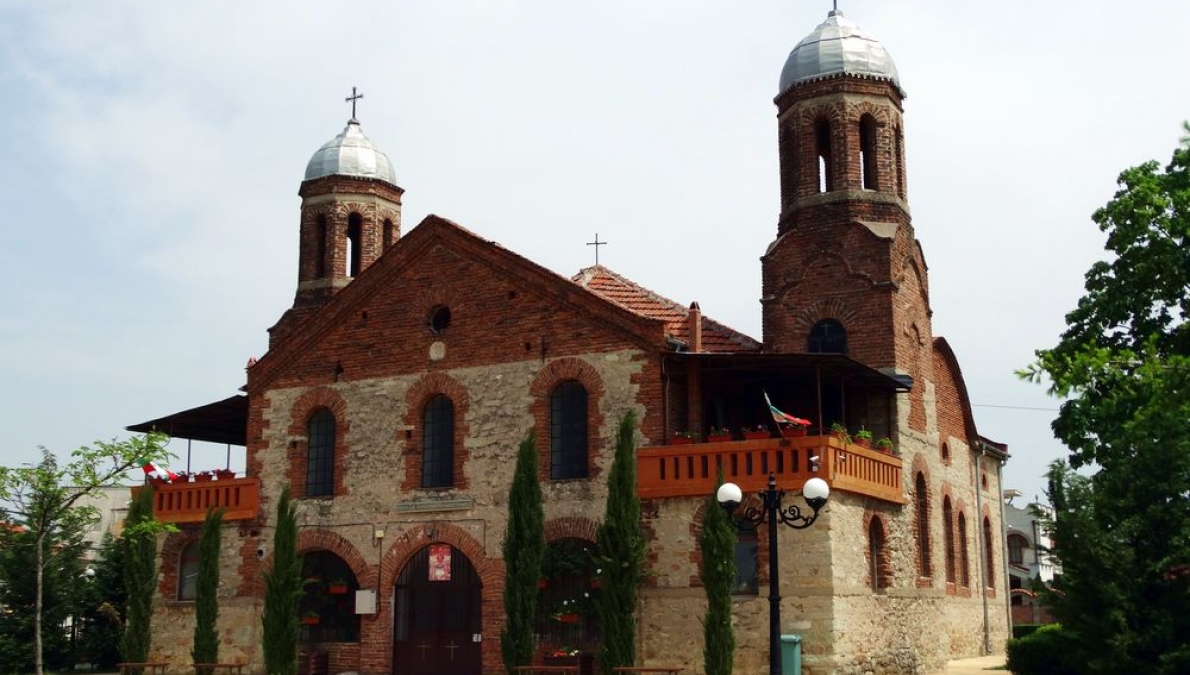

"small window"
[868,517,888,591]
[429,305,452,334]
[941,443,950,463]
[550,380,588,480]
[178,540,199,601]
[383,218,394,249]
[422,395,455,488]
[731,529,759,595]
[808,319,847,354]
[306,408,336,497]
[1007,533,1028,566]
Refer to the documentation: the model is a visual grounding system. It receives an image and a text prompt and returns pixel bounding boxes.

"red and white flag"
[142,461,177,482]
[764,391,811,427]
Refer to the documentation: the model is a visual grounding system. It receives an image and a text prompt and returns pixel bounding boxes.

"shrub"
[1005,624,1083,675]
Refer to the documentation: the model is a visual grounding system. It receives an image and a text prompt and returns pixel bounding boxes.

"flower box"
[706,434,733,443]
[301,616,320,626]
[780,426,807,438]
[743,431,770,441]
[328,584,349,595]
[555,613,581,624]
[670,436,695,445]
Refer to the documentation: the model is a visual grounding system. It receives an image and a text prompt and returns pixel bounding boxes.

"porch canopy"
[670,351,912,391]
[126,394,248,446]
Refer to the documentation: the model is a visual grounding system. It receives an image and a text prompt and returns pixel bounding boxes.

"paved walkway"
[928,654,1007,675]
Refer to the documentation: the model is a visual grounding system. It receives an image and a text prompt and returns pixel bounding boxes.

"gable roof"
[573,265,760,353]
[247,215,670,393]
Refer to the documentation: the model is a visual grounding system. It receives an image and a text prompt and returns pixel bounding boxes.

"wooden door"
[393,545,481,675]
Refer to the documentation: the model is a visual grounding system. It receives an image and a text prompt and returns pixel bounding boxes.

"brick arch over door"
[286,386,351,498]
[530,358,607,481]
[378,523,504,674]
[401,372,472,491]
[544,516,599,544]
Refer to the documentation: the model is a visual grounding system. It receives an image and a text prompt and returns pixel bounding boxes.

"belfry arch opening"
[314,215,328,279]
[815,119,833,193]
[347,213,363,277]
[860,114,879,191]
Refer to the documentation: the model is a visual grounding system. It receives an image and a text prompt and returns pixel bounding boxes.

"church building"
[132,10,1010,675]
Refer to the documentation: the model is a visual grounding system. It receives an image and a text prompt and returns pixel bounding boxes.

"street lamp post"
[716,473,830,675]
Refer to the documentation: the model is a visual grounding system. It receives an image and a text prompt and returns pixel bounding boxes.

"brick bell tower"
[762,9,931,384]
[269,91,404,347]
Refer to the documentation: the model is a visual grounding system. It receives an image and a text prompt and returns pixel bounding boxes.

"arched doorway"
[393,544,482,675]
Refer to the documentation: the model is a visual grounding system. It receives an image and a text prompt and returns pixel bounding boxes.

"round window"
[429,305,452,334]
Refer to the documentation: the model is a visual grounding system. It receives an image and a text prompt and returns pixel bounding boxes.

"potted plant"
[707,427,732,443]
[301,611,320,626]
[173,472,191,483]
[780,420,809,438]
[328,578,349,594]
[671,430,698,445]
[854,428,873,448]
[829,422,851,443]
[214,468,235,480]
[742,425,770,441]
[875,437,895,454]
[193,470,214,482]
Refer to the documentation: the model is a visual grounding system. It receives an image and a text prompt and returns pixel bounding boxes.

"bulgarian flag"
[141,461,177,482]
[764,391,811,427]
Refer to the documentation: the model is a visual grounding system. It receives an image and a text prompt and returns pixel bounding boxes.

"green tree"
[121,482,159,666]
[192,508,225,674]
[262,487,302,675]
[501,430,545,674]
[698,473,736,675]
[79,533,127,670]
[594,411,645,675]
[0,433,170,675]
[1022,127,1190,675]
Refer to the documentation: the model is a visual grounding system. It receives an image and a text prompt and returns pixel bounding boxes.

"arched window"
[422,395,454,488]
[306,408,336,497]
[815,118,833,193]
[779,122,798,206]
[347,212,363,277]
[868,517,888,591]
[300,551,361,643]
[807,319,847,354]
[536,538,600,653]
[894,125,905,198]
[983,517,996,588]
[314,215,328,279]
[550,380,588,480]
[178,540,200,601]
[943,497,956,584]
[859,114,879,190]
[1007,533,1028,566]
[383,218,395,249]
[958,513,970,587]
[732,529,759,595]
[915,473,931,578]
[941,442,950,463]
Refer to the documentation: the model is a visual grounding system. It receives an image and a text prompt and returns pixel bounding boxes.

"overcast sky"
[2,1,1187,502]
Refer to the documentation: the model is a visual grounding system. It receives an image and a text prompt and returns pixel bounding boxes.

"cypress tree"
[192,507,224,675]
[595,411,645,675]
[501,429,545,674]
[121,485,158,667]
[699,473,736,675]
[262,487,302,675]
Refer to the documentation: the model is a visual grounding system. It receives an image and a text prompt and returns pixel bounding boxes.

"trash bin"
[780,634,802,675]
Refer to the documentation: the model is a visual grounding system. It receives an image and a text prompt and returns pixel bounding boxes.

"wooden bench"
[193,664,246,675]
[117,662,168,675]
[613,667,682,675]
[513,666,579,675]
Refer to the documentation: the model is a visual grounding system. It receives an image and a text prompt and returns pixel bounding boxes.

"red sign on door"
[428,544,452,582]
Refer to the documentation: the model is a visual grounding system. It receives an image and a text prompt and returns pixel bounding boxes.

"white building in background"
[1003,489,1061,626]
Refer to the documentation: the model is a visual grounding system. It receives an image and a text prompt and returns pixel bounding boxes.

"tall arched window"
[868,517,888,591]
[306,408,336,497]
[383,218,395,249]
[983,517,996,588]
[314,215,328,278]
[550,380,588,480]
[915,473,932,578]
[347,212,363,277]
[808,319,847,354]
[894,125,905,198]
[958,513,970,587]
[943,497,956,584]
[732,529,759,595]
[178,540,200,601]
[815,118,833,193]
[859,114,879,190]
[300,551,361,643]
[422,395,454,488]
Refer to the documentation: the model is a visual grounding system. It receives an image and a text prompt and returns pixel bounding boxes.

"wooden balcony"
[131,476,261,524]
[637,435,904,504]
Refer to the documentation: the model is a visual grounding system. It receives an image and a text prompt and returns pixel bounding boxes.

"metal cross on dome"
[346,87,363,120]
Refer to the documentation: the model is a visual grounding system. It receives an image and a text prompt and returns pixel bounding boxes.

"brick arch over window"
[864,511,892,591]
[378,523,503,673]
[297,529,372,583]
[158,528,199,599]
[286,387,350,499]
[401,372,471,491]
[530,358,606,482]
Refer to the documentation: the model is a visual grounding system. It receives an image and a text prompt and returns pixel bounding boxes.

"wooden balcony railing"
[131,476,261,524]
[637,435,904,504]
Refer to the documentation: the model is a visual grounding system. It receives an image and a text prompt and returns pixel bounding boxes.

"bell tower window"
[860,115,879,191]
[347,213,363,277]
[383,218,394,249]
[314,215,328,279]
[815,119,833,193]
[895,124,905,198]
[807,319,847,354]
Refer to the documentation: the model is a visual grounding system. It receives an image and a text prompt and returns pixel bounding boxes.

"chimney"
[688,302,703,352]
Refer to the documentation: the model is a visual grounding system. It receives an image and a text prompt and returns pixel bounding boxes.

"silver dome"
[779,10,903,96]
[304,119,397,184]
